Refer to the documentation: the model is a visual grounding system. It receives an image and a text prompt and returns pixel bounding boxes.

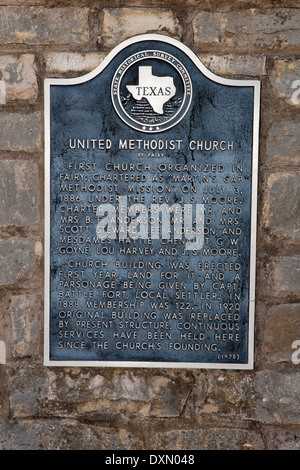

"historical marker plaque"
[44,35,260,369]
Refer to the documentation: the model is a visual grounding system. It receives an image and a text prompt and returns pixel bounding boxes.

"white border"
[44,34,260,370]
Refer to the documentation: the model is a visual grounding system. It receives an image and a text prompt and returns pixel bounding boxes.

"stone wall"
[0,0,299,450]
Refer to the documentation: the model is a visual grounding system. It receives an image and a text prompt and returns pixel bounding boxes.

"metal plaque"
[44,35,260,369]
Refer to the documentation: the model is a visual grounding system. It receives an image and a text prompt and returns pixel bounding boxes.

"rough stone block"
[150,427,264,450]
[269,59,300,107]
[0,367,9,419]
[0,160,39,227]
[254,371,300,424]
[265,256,300,300]
[45,52,105,74]
[262,427,300,450]
[199,371,255,420]
[263,304,300,364]
[0,112,42,152]
[9,295,42,358]
[183,370,258,425]
[0,7,89,45]
[266,121,300,167]
[7,366,194,419]
[0,238,41,287]
[8,365,48,418]
[0,54,37,103]
[0,419,142,450]
[199,54,266,76]
[263,172,300,243]
[100,8,182,48]
[75,370,194,418]
[193,9,300,50]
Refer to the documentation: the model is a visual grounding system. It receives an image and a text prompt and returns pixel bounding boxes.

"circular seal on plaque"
[111,50,192,133]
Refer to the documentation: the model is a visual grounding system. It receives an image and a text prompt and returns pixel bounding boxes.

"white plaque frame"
[44,34,260,369]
